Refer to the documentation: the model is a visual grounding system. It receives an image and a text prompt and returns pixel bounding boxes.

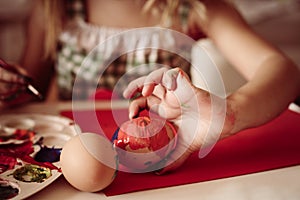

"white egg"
[60,132,118,192]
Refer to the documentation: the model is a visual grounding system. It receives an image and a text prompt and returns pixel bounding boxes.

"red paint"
[114,116,177,154]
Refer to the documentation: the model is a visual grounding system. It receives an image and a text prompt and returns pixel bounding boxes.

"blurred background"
[0,0,299,95]
[0,0,33,63]
[191,0,300,95]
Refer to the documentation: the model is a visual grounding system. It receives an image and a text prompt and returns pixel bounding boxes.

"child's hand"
[0,59,42,110]
[123,67,228,174]
[0,59,29,102]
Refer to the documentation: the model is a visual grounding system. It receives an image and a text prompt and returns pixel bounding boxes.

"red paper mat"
[61,109,300,196]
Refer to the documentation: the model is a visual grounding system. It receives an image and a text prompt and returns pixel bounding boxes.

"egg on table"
[112,116,177,172]
[60,132,118,192]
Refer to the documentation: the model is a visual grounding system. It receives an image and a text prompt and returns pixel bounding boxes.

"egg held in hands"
[60,133,118,192]
[113,116,178,172]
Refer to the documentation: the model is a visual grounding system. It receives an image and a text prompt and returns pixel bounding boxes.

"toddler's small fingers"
[162,68,180,90]
[123,76,146,99]
[142,67,169,96]
[128,97,147,119]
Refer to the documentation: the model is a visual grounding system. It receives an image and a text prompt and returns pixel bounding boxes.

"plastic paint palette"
[0,114,79,199]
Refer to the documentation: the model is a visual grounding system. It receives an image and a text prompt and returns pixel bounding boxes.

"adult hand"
[123,67,229,174]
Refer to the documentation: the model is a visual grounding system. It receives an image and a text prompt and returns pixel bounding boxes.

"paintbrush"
[0,59,43,101]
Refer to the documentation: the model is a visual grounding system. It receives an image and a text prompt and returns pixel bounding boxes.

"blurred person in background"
[0,0,299,103]
[1,0,206,103]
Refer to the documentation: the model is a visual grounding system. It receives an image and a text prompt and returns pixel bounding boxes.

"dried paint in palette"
[34,137,62,163]
[0,113,79,199]
[0,179,20,199]
[11,164,52,183]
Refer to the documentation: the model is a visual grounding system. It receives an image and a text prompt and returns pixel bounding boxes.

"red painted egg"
[113,116,177,172]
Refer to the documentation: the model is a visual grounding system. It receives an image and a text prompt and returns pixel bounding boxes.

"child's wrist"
[220,97,238,139]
